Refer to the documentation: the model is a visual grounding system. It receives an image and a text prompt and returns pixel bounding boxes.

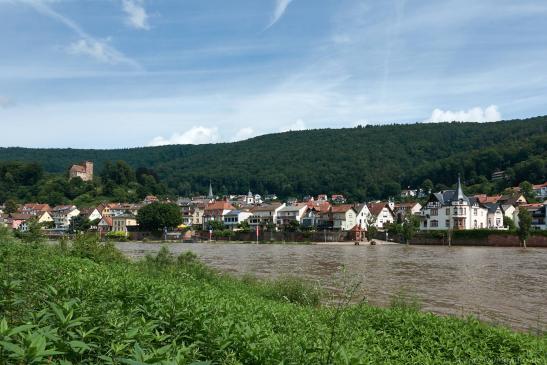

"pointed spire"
[456,174,465,200]
[208,180,213,199]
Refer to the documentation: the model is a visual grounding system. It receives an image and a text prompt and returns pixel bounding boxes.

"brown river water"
[115,242,547,332]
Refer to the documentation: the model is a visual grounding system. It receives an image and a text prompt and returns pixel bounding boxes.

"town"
[1,160,545,242]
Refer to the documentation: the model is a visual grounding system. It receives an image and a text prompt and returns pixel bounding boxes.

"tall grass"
[0,239,545,364]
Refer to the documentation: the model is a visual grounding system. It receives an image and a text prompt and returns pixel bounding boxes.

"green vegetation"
[1,232,545,364]
[137,202,183,232]
[518,207,533,248]
[1,116,547,202]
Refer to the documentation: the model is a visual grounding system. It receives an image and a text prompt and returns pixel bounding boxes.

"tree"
[69,215,91,234]
[519,181,535,202]
[137,202,182,232]
[503,216,516,231]
[207,220,226,231]
[402,214,420,244]
[420,179,434,194]
[517,207,532,248]
[237,220,251,233]
[21,219,45,244]
[4,199,18,214]
[365,215,377,241]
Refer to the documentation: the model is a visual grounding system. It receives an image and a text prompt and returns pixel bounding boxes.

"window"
[445,220,450,227]
[496,218,501,226]
[430,208,438,216]
[431,220,438,227]
[445,208,450,215]
[474,220,477,228]
[474,209,477,216]
[423,220,428,227]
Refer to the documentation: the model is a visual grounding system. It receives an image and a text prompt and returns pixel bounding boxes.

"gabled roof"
[205,200,235,211]
[482,202,502,214]
[250,203,283,212]
[474,194,502,204]
[9,213,34,221]
[99,216,113,226]
[367,202,391,216]
[279,203,307,212]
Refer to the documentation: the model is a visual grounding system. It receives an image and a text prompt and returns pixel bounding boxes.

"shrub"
[260,276,322,306]
[70,234,126,263]
[105,230,128,241]
[390,290,422,312]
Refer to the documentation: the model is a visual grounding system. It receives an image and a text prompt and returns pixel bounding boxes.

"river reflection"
[116,242,547,332]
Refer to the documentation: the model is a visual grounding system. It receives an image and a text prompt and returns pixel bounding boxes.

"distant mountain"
[1,116,546,200]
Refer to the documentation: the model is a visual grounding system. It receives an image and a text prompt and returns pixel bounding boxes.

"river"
[116,242,547,332]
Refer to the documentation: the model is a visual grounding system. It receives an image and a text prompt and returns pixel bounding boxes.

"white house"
[331,205,357,231]
[484,203,504,229]
[223,210,253,230]
[276,203,308,226]
[367,202,395,228]
[354,204,371,228]
[394,202,422,222]
[533,182,547,200]
[51,205,80,230]
[249,203,286,228]
[420,177,489,231]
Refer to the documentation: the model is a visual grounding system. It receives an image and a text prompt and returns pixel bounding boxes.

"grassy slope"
[0,239,545,364]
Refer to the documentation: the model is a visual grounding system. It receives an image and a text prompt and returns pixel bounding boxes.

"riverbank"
[1,235,545,363]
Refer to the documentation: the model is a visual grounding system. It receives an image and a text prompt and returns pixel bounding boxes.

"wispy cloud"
[266,0,293,29]
[19,0,141,68]
[425,105,502,123]
[148,126,220,146]
[121,0,149,30]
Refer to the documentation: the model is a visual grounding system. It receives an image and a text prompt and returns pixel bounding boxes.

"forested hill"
[1,116,546,201]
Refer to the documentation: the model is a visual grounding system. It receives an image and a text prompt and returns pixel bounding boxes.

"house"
[353,204,371,229]
[330,205,357,231]
[276,203,308,227]
[474,195,502,204]
[8,213,34,231]
[223,210,253,230]
[51,205,80,230]
[143,195,159,204]
[420,177,490,231]
[98,216,113,235]
[111,214,138,235]
[367,202,395,228]
[69,161,93,181]
[316,194,328,202]
[393,202,422,222]
[331,194,346,204]
[109,203,141,217]
[19,203,51,216]
[249,203,286,228]
[180,202,205,226]
[264,194,278,202]
[516,203,546,230]
[400,189,417,198]
[79,207,102,222]
[301,201,331,229]
[483,203,505,229]
[499,192,527,206]
[203,200,236,229]
[533,182,547,200]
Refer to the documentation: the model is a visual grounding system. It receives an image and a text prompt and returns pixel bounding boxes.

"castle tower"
[85,161,93,181]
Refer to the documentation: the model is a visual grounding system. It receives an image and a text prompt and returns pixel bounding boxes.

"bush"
[70,234,126,263]
[105,230,128,241]
[453,229,510,239]
[390,290,422,312]
[260,276,322,306]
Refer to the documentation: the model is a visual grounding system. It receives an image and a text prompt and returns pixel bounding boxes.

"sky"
[1,0,547,148]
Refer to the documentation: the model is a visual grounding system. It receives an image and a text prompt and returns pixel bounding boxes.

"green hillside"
[0,116,546,201]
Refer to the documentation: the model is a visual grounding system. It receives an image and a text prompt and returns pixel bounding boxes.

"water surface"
[116,242,547,332]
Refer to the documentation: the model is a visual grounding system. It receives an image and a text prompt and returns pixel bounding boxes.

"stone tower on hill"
[69,161,93,181]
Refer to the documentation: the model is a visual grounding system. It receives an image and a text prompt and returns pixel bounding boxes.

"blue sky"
[1,0,547,148]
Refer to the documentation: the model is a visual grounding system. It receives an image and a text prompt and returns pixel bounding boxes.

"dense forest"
[0,115,546,205]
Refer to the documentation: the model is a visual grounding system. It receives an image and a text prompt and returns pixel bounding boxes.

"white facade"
[277,203,308,225]
[224,210,253,229]
[332,207,357,231]
[354,204,371,228]
[249,203,286,227]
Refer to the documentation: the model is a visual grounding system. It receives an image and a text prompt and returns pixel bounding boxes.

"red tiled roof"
[331,204,353,213]
[533,182,547,189]
[205,201,235,211]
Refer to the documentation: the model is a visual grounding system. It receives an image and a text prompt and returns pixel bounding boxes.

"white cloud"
[121,0,149,30]
[280,119,306,132]
[425,105,502,123]
[148,126,220,146]
[266,0,293,29]
[0,95,15,108]
[233,127,255,141]
[67,39,137,66]
[20,0,141,69]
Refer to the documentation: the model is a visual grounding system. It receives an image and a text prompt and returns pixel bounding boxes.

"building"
[483,203,505,229]
[79,207,102,222]
[203,200,235,229]
[143,195,159,204]
[331,194,346,204]
[249,203,286,228]
[276,203,308,227]
[420,177,490,231]
[353,204,371,229]
[532,182,547,200]
[98,216,113,235]
[393,202,422,222]
[330,205,357,231]
[367,202,395,228]
[111,214,138,234]
[517,203,546,230]
[69,161,93,181]
[51,205,80,230]
[223,210,253,230]
[400,189,417,198]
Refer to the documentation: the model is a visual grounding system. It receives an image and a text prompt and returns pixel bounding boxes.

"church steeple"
[456,174,465,200]
[207,180,214,199]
